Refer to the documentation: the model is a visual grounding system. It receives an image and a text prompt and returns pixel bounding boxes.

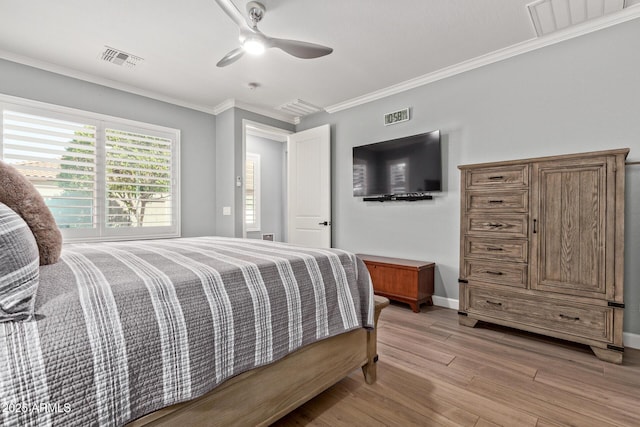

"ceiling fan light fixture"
[243,38,265,55]
[214,0,333,67]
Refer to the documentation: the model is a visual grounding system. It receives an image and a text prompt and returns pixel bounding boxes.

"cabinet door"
[530,157,615,299]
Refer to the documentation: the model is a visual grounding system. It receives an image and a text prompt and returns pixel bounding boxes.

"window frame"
[0,94,181,242]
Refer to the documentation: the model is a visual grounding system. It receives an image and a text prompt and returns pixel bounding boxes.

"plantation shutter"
[2,110,97,231]
[105,128,174,229]
[1,98,180,242]
[245,153,260,231]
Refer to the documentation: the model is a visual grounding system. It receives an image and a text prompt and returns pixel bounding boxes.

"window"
[0,97,180,241]
[245,153,261,231]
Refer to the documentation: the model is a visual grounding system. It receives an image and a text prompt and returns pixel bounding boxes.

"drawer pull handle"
[488,223,504,228]
[488,176,504,180]
[486,247,504,251]
[488,200,504,204]
[533,219,537,234]
[486,300,503,306]
[559,314,580,321]
[485,270,503,276]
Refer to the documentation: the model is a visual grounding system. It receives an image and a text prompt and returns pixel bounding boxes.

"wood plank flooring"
[273,303,640,427]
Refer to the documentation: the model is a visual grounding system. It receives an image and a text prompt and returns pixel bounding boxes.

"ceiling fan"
[214,0,333,67]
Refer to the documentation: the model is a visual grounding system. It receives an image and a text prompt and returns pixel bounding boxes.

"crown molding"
[212,98,236,115]
[325,6,640,114]
[213,98,297,125]
[0,49,221,115]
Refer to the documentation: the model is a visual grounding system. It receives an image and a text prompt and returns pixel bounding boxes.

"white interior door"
[287,124,331,248]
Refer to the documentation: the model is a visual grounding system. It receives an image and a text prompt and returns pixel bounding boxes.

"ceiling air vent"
[99,46,143,68]
[277,99,323,117]
[528,0,625,36]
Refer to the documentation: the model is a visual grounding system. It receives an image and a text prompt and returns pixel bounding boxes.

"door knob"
[318,221,330,226]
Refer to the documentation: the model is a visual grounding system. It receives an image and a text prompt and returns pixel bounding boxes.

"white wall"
[298,18,640,335]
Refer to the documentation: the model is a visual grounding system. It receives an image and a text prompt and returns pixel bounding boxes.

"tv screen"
[353,130,441,197]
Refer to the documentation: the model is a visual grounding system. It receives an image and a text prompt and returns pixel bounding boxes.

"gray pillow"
[0,202,39,322]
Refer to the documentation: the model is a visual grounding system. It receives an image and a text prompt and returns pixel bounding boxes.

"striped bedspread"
[0,237,374,427]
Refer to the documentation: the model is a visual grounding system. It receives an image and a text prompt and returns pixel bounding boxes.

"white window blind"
[245,153,260,231]
[2,110,98,230]
[105,128,173,229]
[1,98,180,242]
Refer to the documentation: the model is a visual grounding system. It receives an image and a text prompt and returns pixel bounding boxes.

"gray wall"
[0,58,217,237]
[298,18,640,335]
[214,108,294,237]
[215,108,236,237]
[246,135,286,241]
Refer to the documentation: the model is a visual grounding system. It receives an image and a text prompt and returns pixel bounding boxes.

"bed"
[0,235,386,427]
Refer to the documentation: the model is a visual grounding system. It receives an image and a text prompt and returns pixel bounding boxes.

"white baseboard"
[432,296,459,310]
[624,332,640,350]
[430,296,640,350]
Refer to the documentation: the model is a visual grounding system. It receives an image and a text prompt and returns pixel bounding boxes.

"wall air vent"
[527,0,625,36]
[99,46,143,68]
[277,99,323,117]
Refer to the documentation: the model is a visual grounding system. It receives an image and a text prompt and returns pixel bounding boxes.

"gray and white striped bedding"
[0,236,374,427]
[0,202,40,321]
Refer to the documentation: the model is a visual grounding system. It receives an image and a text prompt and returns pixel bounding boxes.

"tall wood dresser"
[458,148,629,363]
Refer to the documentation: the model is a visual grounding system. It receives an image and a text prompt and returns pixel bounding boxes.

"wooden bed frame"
[128,296,389,427]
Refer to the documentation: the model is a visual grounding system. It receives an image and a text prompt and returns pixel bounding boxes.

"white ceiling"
[1,0,639,123]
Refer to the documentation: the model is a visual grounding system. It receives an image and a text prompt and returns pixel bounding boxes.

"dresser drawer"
[464,260,527,288]
[465,214,528,238]
[466,190,528,213]
[464,236,528,262]
[466,165,528,189]
[466,286,613,342]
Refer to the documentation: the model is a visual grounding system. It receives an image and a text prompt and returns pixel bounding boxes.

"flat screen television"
[353,130,441,199]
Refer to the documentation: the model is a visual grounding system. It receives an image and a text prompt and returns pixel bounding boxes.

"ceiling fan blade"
[217,47,245,67]
[214,0,250,30]
[269,38,333,59]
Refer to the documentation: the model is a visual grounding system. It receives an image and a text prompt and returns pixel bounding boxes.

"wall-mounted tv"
[353,130,441,201]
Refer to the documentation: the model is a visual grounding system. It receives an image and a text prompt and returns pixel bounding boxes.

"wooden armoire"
[458,148,628,363]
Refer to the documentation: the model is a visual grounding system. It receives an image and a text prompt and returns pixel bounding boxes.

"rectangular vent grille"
[277,99,323,117]
[528,0,625,36]
[100,46,143,68]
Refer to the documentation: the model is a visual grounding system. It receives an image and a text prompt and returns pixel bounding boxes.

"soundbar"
[362,194,433,202]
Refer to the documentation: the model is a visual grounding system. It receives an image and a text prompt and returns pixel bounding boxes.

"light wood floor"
[273,302,640,426]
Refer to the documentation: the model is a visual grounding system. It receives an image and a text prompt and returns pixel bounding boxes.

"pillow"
[0,202,39,322]
[0,160,62,265]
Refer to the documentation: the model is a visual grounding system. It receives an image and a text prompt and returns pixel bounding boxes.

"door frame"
[241,120,292,239]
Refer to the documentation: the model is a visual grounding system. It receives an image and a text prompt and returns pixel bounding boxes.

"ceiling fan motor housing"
[247,1,265,25]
